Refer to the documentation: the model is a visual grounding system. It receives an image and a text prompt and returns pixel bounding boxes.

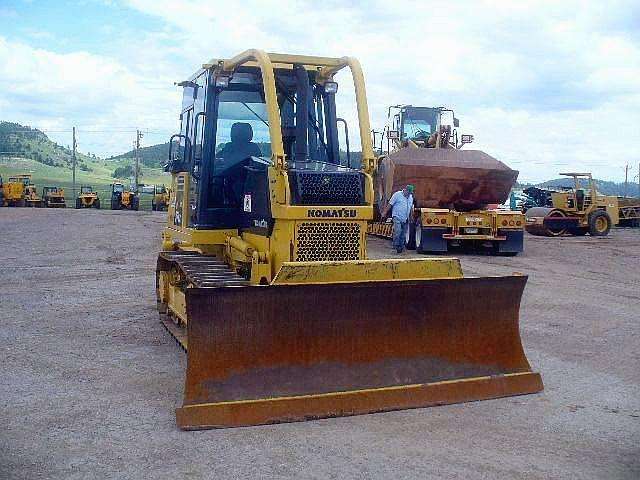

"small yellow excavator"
[157,50,542,430]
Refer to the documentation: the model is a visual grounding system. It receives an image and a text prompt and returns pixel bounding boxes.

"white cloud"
[0,35,180,157]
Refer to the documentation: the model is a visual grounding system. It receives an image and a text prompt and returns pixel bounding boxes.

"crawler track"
[157,251,250,350]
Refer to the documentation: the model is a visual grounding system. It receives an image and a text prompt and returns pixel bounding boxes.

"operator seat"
[215,122,262,208]
[220,122,262,167]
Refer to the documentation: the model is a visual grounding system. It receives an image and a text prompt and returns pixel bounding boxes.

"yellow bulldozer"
[42,186,66,208]
[76,185,101,209]
[525,172,640,236]
[157,50,542,430]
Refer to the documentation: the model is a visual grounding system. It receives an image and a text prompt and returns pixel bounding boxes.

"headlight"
[324,81,338,94]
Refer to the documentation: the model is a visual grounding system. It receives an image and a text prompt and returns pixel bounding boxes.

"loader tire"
[132,197,140,211]
[588,210,611,236]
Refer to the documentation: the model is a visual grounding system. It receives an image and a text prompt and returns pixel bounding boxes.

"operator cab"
[398,106,440,142]
[168,62,363,231]
[384,105,470,151]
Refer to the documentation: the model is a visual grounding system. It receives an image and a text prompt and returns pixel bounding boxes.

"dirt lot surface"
[1,208,639,479]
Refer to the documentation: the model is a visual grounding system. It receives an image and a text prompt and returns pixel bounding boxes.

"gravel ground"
[1,208,638,479]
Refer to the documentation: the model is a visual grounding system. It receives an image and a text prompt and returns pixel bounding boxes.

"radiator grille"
[290,171,364,205]
[295,222,361,261]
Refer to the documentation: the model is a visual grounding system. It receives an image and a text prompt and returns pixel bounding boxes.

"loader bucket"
[176,274,542,429]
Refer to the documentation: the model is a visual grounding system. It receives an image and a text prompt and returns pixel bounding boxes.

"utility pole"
[72,127,77,198]
[624,164,629,197]
[135,130,143,190]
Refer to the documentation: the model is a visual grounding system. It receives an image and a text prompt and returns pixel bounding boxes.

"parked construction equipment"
[151,184,169,211]
[76,185,100,209]
[525,173,640,236]
[25,185,43,207]
[369,106,524,255]
[2,174,32,207]
[155,50,542,430]
[0,175,4,206]
[42,186,66,208]
[110,182,139,210]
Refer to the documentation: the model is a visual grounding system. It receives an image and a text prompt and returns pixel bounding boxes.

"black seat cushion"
[220,122,262,168]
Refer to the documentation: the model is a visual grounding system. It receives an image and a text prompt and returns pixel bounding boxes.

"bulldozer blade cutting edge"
[177,275,542,429]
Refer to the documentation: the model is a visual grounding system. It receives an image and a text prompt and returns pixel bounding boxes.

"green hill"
[108,142,170,168]
[0,121,169,195]
[0,122,94,171]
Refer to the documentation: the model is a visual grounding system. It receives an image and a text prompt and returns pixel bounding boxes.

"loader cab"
[558,173,598,213]
[168,63,361,231]
[397,106,440,143]
[386,106,471,151]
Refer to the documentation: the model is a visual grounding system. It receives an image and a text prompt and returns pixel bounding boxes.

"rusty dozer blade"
[176,274,542,429]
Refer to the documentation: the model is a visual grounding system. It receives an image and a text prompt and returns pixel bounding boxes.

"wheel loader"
[151,184,169,211]
[157,50,542,430]
[42,186,66,208]
[76,185,100,209]
[369,105,524,255]
[110,182,139,210]
[525,173,640,236]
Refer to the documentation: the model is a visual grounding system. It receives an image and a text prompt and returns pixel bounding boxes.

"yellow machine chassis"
[158,50,543,430]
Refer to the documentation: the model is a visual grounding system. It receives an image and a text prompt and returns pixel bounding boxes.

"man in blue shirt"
[382,184,415,253]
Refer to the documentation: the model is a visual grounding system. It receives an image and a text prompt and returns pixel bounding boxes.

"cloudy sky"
[1,0,639,182]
